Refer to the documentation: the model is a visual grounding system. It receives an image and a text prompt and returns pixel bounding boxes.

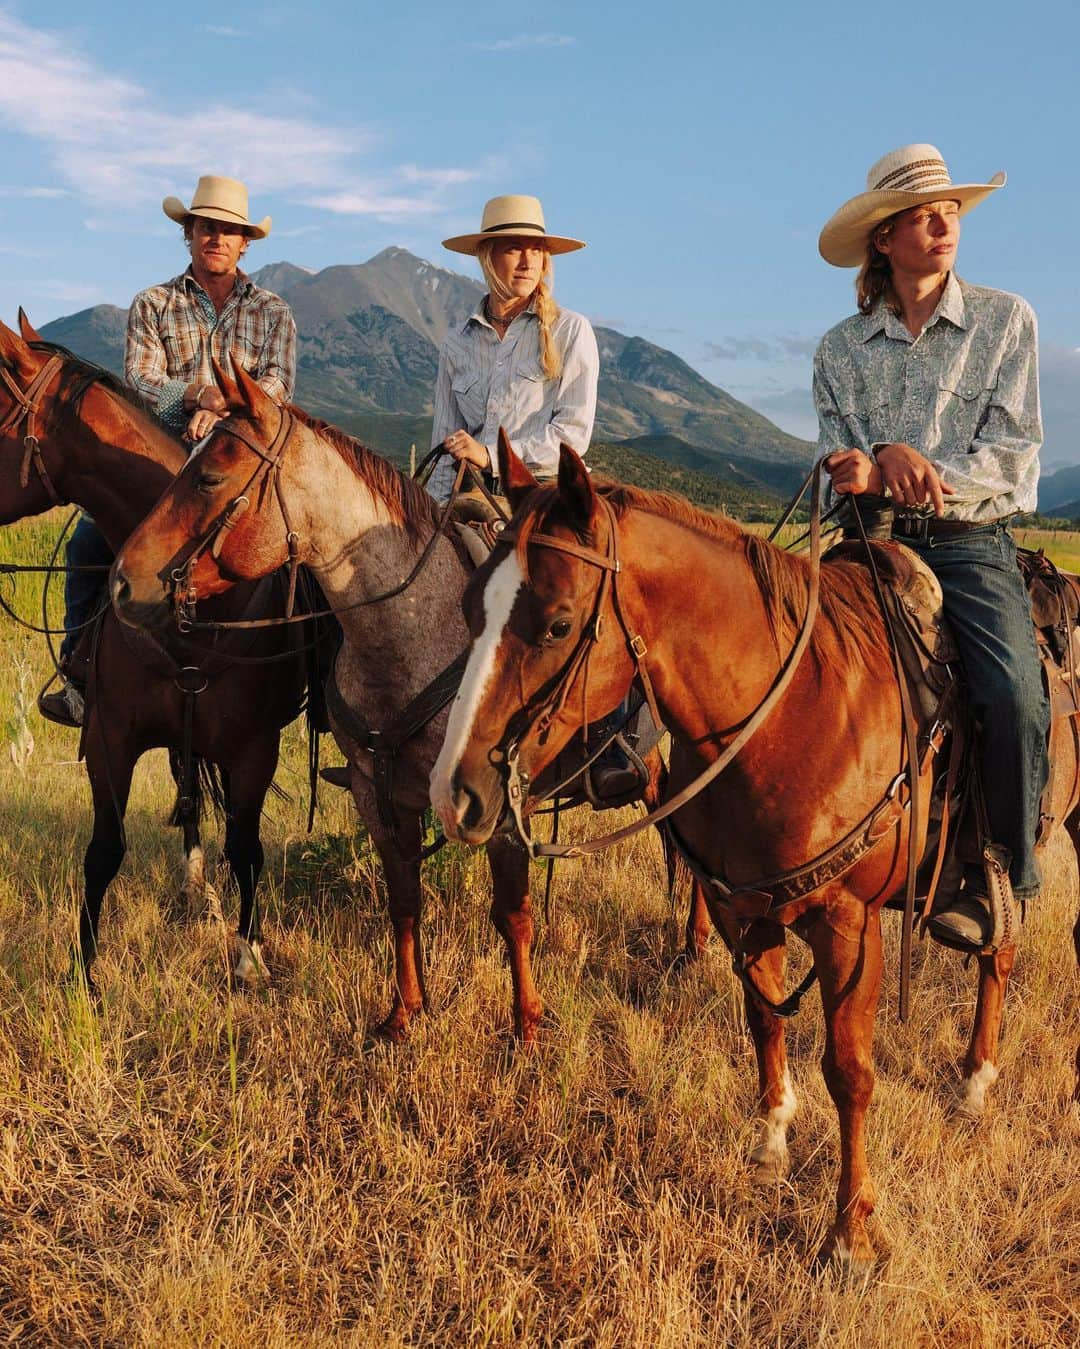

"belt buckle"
[895,512,931,542]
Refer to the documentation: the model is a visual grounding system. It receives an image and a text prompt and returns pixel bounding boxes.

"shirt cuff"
[156,378,190,430]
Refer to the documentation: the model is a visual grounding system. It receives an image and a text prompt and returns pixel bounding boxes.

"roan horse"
[428,438,1080,1270]
[109,366,680,1040]
[0,315,310,987]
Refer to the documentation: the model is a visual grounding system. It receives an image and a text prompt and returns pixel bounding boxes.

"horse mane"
[287,405,446,547]
[27,340,154,418]
[517,476,882,666]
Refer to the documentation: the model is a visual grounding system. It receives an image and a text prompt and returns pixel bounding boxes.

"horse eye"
[547,617,573,641]
[197,473,225,493]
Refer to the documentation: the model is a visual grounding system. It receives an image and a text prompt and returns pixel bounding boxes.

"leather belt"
[892,514,1004,541]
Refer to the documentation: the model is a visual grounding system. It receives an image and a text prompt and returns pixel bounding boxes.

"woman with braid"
[428,194,599,502]
[429,195,637,799]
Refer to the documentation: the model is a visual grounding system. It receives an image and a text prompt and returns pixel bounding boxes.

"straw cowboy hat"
[442,194,585,256]
[162,175,271,239]
[819,145,1006,268]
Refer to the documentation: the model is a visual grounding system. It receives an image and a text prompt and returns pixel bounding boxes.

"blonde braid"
[476,241,563,380]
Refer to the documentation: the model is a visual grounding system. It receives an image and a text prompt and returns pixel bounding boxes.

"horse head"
[112,363,302,629]
[430,432,639,845]
[0,314,64,521]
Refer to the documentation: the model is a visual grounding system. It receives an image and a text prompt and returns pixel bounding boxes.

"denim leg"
[61,515,113,664]
[906,525,1049,898]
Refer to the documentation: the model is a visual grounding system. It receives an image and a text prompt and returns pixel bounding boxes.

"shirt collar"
[858,272,967,343]
[178,266,253,302]
[465,294,538,333]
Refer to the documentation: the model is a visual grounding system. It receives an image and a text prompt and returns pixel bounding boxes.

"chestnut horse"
[427,439,1080,1269]
[0,315,310,988]
[109,367,681,1040]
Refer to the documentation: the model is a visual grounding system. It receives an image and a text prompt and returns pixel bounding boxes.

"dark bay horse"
[108,366,679,1041]
[426,439,1080,1269]
[0,314,309,988]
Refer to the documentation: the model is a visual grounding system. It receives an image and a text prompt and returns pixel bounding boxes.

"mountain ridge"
[37,248,814,471]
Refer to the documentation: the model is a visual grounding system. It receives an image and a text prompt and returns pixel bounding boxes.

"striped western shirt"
[124,268,296,430]
[813,274,1041,521]
[427,299,599,501]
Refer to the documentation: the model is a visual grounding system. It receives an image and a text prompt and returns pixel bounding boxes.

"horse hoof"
[232,938,269,989]
[370,1008,419,1045]
[749,1146,789,1185]
[814,1238,877,1284]
[952,1062,998,1120]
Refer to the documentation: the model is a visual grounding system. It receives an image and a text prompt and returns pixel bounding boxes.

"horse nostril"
[459,782,486,832]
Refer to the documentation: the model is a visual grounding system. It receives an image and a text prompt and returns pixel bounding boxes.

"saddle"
[829,539,1080,934]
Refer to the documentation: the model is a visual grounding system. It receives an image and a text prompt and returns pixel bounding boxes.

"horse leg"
[1064,807,1080,1103]
[76,719,135,992]
[683,878,713,965]
[222,741,278,987]
[805,899,883,1272]
[487,838,542,1044]
[170,750,219,921]
[740,921,796,1182]
[366,808,427,1042]
[956,945,1017,1117]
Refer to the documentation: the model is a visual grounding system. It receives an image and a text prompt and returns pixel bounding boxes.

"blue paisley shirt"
[813,274,1041,521]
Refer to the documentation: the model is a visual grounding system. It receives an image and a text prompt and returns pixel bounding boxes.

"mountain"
[37,247,814,473]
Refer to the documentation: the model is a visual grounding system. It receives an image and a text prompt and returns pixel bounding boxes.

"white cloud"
[474,33,576,52]
[0,13,486,222]
[199,24,248,37]
[25,279,107,306]
[0,185,69,198]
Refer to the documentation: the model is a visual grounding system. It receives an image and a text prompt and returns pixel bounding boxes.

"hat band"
[482,221,546,234]
[872,158,953,192]
[190,204,249,222]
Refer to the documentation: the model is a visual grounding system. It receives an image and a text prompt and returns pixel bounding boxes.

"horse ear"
[557,443,597,530]
[17,308,43,344]
[497,427,538,509]
[0,316,36,377]
[234,364,277,425]
[212,357,241,407]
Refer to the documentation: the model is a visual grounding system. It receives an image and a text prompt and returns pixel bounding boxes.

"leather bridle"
[0,354,66,506]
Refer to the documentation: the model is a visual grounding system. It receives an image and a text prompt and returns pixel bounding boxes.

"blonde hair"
[476,239,563,380]
[855,215,901,316]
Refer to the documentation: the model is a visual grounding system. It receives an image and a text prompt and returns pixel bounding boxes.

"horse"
[424,436,1080,1270]
[108,364,686,1041]
[0,313,311,989]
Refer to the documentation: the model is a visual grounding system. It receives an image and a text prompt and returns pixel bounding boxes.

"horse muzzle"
[111,564,172,630]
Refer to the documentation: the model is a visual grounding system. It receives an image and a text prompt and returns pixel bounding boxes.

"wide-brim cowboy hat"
[162,175,271,239]
[819,144,1005,268]
[442,194,585,256]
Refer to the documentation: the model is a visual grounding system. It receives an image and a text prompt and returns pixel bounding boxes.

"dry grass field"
[1,513,1078,1347]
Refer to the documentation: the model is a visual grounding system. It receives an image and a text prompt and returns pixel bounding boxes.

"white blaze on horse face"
[430,551,524,832]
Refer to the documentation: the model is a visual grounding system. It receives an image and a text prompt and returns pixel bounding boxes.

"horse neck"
[616,507,814,745]
[284,431,468,646]
[58,385,186,551]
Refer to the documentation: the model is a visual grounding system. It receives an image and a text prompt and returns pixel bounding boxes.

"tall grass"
[0,512,1077,1345]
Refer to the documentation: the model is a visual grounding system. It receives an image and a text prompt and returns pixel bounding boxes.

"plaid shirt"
[124,268,296,430]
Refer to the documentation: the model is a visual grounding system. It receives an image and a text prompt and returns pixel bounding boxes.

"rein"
[171,420,506,634]
[498,460,826,860]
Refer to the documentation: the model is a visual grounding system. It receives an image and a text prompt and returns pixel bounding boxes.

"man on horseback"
[40,175,296,727]
[815,143,1049,951]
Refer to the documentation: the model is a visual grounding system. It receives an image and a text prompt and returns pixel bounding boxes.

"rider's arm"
[506,314,599,479]
[427,345,470,502]
[930,299,1042,507]
[124,292,189,431]
[252,302,297,405]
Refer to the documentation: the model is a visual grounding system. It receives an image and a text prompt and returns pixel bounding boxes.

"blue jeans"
[900,522,1049,900]
[60,515,113,665]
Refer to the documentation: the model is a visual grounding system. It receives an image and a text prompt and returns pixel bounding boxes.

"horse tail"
[166,751,227,827]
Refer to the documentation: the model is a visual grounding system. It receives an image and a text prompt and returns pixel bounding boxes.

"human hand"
[185,408,224,442]
[874,442,955,516]
[443,431,490,470]
[825,448,883,496]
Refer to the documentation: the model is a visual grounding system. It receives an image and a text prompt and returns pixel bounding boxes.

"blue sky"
[1,0,1078,458]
